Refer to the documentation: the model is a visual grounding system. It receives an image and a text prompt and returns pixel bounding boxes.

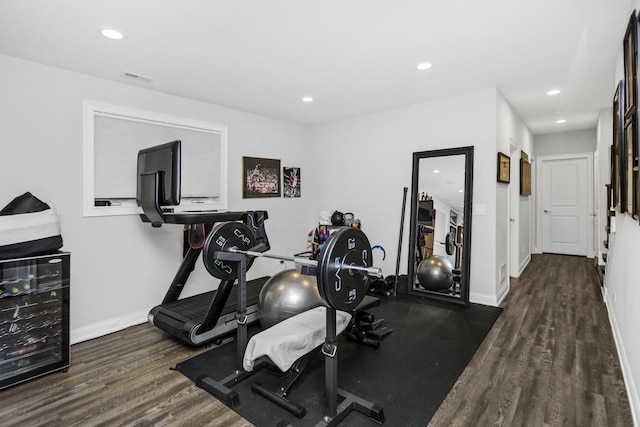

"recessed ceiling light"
[547,89,561,96]
[417,62,433,70]
[433,169,440,174]
[123,71,155,83]
[100,28,125,40]
[302,97,313,103]
[459,189,463,193]
[556,119,566,124]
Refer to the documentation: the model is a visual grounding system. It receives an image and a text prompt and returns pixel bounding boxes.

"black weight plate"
[445,232,456,255]
[318,227,372,311]
[203,222,256,280]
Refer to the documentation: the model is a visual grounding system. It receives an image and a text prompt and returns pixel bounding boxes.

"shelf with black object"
[417,199,435,260]
[0,252,70,389]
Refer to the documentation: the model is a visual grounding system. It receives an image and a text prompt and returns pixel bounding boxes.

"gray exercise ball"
[417,255,454,291]
[258,269,324,329]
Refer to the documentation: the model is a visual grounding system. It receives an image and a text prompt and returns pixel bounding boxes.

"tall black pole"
[393,187,408,297]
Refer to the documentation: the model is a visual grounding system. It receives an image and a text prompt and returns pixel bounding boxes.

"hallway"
[429,254,633,426]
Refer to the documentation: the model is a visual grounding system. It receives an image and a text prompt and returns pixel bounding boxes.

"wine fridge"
[0,252,70,389]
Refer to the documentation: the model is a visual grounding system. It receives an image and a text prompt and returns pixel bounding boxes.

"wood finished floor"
[429,254,633,427]
[0,254,633,426]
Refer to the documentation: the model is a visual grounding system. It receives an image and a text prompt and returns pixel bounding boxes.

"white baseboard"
[469,293,497,306]
[604,293,639,426]
[70,310,148,345]
[518,254,531,277]
[495,280,510,306]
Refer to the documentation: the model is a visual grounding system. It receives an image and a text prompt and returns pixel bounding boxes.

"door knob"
[544,209,551,213]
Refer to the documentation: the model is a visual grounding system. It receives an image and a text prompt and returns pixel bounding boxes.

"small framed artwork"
[242,156,281,198]
[612,80,623,210]
[449,210,458,225]
[497,152,510,183]
[623,12,638,119]
[624,121,635,214]
[283,166,301,198]
[623,116,640,218]
[520,159,532,196]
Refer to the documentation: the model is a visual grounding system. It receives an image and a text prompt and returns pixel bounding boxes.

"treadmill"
[136,141,271,346]
[142,211,271,346]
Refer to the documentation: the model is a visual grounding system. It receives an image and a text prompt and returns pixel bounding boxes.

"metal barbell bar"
[228,247,383,278]
[203,223,381,312]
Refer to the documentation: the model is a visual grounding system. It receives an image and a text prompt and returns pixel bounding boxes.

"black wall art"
[242,156,281,198]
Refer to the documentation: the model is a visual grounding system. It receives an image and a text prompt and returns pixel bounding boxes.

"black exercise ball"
[331,211,344,226]
[417,255,454,291]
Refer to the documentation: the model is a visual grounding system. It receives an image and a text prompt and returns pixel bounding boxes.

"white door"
[509,144,519,277]
[541,156,589,255]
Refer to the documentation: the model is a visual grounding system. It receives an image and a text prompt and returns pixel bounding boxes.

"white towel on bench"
[243,306,352,372]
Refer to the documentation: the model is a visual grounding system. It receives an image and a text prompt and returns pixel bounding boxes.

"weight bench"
[243,306,352,418]
[242,296,388,421]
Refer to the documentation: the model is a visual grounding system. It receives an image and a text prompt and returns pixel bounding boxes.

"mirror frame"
[406,146,474,306]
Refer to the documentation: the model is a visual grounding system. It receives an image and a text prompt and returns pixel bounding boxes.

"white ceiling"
[0,1,633,134]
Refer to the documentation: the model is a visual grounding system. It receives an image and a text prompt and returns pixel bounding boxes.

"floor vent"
[500,263,507,282]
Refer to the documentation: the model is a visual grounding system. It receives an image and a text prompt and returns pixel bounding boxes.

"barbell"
[202,222,382,311]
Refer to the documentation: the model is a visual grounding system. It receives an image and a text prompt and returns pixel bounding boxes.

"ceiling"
[0,1,634,134]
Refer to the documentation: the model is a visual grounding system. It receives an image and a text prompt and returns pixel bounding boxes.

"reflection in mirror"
[407,147,473,305]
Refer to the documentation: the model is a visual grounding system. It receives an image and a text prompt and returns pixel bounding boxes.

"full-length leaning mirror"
[407,146,474,305]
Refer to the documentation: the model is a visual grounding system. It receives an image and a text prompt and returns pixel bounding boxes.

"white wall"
[605,214,640,423]
[496,92,534,297]
[534,128,597,157]
[601,1,640,421]
[308,88,500,305]
[597,109,613,264]
[0,54,311,343]
[1,54,529,348]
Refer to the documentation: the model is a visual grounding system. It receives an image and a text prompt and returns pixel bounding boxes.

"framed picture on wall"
[635,141,640,221]
[612,80,623,211]
[628,115,640,219]
[624,120,635,214]
[497,152,510,183]
[283,166,301,198]
[520,159,532,196]
[242,156,281,198]
[624,12,638,119]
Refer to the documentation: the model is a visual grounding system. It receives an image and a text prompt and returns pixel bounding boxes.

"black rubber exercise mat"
[174,294,502,426]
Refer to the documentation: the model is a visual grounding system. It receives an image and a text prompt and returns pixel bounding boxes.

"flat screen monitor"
[136,140,181,207]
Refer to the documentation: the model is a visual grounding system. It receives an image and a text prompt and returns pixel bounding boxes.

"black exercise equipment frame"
[248,295,386,420]
[196,228,386,426]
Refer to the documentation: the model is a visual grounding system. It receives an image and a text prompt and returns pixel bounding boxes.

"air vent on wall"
[123,72,155,83]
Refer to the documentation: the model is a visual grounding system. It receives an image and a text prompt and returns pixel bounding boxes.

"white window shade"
[84,101,228,217]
